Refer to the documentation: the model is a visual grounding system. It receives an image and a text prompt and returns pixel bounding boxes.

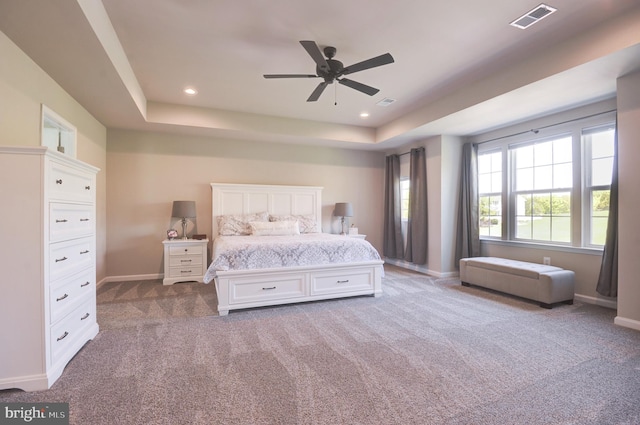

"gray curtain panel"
[404,147,428,264]
[455,142,481,263]
[596,123,618,297]
[383,154,404,259]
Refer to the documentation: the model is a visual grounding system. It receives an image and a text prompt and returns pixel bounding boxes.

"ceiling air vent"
[376,98,396,107]
[510,4,557,29]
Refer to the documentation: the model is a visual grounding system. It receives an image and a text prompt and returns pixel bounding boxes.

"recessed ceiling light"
[360,112,370,118]
[184,87,197,95]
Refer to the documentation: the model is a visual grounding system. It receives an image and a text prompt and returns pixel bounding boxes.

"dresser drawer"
[49,238,94,282]
[49,203,93,242]
[50,269,95,324]
[48,159,95,202]
[311,269,374,296]
[50,299,95,365]
[229,275,306,305]
[169,244,204,256]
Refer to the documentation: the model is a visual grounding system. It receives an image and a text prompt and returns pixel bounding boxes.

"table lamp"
[334,202,353,235]
[171,200,196,239]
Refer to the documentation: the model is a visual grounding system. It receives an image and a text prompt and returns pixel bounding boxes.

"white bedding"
[203,234,382,283]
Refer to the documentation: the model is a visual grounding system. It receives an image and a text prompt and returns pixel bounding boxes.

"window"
[478,151,502,237]
[477,112,615,248]
[512,136,572,243]
[584,124,615,246]
[400,178,410,221]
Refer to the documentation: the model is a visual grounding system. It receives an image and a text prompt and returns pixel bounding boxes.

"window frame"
[476,111,615,250]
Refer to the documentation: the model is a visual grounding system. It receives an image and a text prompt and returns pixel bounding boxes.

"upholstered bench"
[459,257,575,308]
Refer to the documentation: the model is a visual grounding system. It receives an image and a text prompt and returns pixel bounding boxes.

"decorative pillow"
[217,211,269,236]
[250,220,300,236]
[269,214,319,233]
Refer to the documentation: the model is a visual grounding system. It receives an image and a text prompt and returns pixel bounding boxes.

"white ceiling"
[1,0,639,150]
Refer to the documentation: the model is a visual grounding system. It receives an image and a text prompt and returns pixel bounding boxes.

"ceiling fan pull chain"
[335,83,338,106]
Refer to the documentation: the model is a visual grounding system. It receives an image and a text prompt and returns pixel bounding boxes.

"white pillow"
[269,214,319,233]
[217,212,269,236]
[250,220,300,236]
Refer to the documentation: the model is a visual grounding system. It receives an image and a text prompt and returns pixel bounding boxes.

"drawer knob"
[337,280,350,284]
[181,259,192,263]
[81,313,90,320]
[80,218,90,222]
[56,293,69,302]
[56,179,63,185]
[57,331,69,341]
[55,256,68,263]
[85,185,91,190]
[55,219,68,223]
[180,270,192,274]
[81,281,90,288]
[80,250,90,255]
[262,286,277,290]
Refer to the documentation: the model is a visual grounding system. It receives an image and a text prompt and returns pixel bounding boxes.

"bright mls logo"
[0,403,68,425]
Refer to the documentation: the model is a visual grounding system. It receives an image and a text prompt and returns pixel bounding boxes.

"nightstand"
[162,239,208,285]
[347,234,366,239]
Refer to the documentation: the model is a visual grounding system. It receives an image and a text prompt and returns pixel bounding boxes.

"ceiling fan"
[263,40,394,102]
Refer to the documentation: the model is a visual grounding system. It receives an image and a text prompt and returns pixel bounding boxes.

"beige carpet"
[1,265,640,425]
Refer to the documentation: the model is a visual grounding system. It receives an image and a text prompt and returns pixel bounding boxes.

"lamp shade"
[334,202,353,217]
[171,200,196,218]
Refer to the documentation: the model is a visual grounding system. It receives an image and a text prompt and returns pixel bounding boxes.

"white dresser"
[0,147,99,391]
[162,239,208,285]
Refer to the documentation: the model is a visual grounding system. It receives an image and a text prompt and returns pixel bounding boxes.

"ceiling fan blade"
[307,82,328,102]
[338,78,379,96]
[300,40,330,72]
[264,74,319,79]
[341,53,394,75]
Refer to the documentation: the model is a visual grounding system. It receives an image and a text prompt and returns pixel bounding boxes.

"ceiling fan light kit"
[264,40,394,102]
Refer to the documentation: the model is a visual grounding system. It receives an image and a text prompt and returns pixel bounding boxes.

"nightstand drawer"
[169,255,203,267]
[169,244,203,256]
[49,203,93,242]
[168,266,202,278]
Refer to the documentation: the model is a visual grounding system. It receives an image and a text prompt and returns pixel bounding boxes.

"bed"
[205,183,384,315]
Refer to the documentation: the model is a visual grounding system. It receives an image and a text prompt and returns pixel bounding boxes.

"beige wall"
[106,129,384,279]
[616,70,640,328]
[0,30,108,282]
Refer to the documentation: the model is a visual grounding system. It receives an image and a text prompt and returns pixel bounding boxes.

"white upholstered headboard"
[211,183,323,237]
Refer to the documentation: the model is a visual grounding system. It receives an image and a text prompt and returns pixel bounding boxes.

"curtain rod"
[396,146,426,157]
[476,109,616,145]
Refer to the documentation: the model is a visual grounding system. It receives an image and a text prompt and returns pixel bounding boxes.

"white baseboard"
[573,293,617,310]
[383,258,459,278]
[98,273,162,286]
[614,316,640,332]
